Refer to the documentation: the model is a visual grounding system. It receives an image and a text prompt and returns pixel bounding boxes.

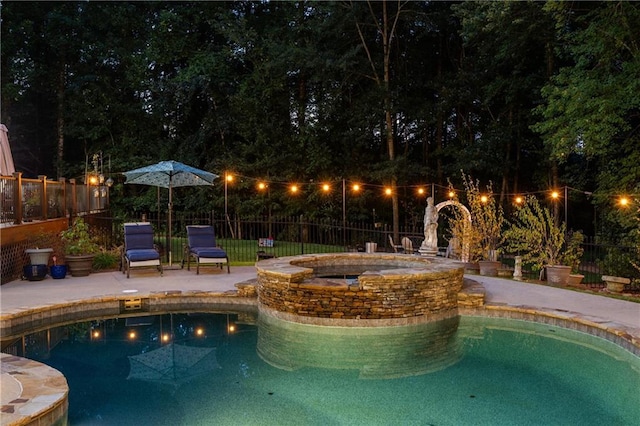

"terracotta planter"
[478,260,500,276]
[567,274,584,286]
[66,254,95,277]
[602,275,630,293]
[464,262,479,274]
[497,268,513,278]
[546,265,571,285]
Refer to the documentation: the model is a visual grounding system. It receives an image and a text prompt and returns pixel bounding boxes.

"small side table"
[256,251,276,261]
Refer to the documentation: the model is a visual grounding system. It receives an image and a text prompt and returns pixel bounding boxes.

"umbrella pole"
[168,186,172,266]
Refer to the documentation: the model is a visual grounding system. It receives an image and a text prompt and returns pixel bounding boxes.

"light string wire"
[106,169,636,202]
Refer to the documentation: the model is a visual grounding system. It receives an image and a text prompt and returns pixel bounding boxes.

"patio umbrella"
[0,124,15,176]
[127,343,220,388]
[123,160,218,265]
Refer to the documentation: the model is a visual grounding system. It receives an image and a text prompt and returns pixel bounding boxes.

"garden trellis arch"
[435,200,472,263]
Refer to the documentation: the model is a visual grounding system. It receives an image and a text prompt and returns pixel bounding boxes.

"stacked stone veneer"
[256,253,465,325]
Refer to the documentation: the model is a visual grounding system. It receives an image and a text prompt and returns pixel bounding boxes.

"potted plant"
[565,231,585,286]
[49,255,67,279]
[504,195,582,285]
[60,217,100,277]
[457,173,505,276]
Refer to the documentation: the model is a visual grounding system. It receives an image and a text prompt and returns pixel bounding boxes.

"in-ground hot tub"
[256,253,465,326]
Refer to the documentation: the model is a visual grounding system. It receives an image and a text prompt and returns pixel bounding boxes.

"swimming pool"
[18,312,640,425]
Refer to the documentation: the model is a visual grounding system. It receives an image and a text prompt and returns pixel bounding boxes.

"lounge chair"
[122,222,163,278]
[183,225,230,274]
[401,237,419,254]
[388,235,404,253]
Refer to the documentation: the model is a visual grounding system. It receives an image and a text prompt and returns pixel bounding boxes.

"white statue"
[423,196,438,251]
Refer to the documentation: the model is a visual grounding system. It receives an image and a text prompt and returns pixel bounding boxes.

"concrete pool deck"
[2,266,637,334]
[1,265,639,425]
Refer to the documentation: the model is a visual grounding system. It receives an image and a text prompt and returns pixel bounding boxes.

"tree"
[534,2,640,237]
[451,1,556,200]
[348,0,410,240]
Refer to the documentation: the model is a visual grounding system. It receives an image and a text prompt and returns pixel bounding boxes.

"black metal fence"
[579,236,640,287]
[92,211,424,265]
[88,211,640,289]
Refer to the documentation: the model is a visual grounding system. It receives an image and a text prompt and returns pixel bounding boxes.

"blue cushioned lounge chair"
[122,222,163,278]
[183,225,229,274]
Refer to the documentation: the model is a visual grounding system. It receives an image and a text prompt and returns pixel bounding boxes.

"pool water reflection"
[16,313,640,425]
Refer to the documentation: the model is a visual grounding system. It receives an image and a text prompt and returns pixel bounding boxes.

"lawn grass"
[158,237,345,265]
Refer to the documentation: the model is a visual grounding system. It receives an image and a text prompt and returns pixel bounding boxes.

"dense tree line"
[1,1,638,239]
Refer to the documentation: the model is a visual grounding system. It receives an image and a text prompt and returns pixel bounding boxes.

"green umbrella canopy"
[123,160,218,188]
[123,161,219,265]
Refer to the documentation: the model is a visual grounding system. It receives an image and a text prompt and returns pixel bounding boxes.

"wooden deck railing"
[0,172,109,225]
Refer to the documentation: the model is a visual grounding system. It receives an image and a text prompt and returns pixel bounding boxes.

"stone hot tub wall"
[256,253,465,326]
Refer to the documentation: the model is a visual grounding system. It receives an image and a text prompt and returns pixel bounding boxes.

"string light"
[480,195,488,203]
[210,172,632,206]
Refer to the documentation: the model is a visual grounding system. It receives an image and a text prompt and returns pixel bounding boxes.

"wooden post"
[69,178,77,217]
[59,177,66,218]
[39,175,48,220]
[12,172,22,224]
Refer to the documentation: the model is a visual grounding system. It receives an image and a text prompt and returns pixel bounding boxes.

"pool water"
[24,313,640,425]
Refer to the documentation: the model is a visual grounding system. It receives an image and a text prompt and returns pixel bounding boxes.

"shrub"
[504,195,582,272]
[450,173,505,262]
[60,217,101,255]
[93,249,120,270]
